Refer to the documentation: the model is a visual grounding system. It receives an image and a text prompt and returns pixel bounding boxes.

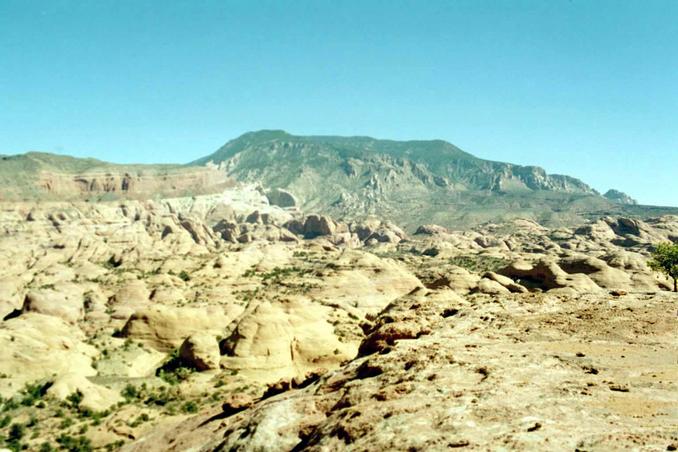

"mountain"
[604,189,638,205]
[194,130,675,229]
[0,152,230,201]
[2,133,674,228]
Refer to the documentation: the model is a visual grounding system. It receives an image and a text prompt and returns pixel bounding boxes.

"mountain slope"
[194,130,667,229]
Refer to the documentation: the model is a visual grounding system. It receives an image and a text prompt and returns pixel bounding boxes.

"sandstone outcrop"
[120,305,234,352]
[179,333,220,371]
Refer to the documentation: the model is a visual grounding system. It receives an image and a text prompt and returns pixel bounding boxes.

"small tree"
[648,242,678,292]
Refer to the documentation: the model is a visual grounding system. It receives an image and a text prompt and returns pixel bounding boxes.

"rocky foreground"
[0,184,676,451]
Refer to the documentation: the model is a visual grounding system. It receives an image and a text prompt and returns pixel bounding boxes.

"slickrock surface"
[127,289,678,451]
[0,186,676,450]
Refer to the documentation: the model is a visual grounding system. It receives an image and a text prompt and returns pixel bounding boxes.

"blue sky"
[1,0,676,206]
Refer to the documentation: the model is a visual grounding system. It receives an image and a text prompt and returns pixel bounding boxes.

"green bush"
[66,390,84,410]
[649,242,678,292]
[156,349,194,385]
[20,381,51,407]
[181,401,198,413]
[56,434,92,452]
[121,384,140,401]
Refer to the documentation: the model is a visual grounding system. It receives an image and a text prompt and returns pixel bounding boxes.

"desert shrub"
[181,401,198,413]
[20,381,52,407]
[128,413,150,427]
[59,417,74,429]
[121,384,140,401]
[56,434,92,452]
[66,390,83,410]
[258,266,312,283]
[143,386,177,407]
[104,440,125,451]
[88,410,110,426]
[1,397,18,413]
[5,423,25,451]
[156,349,194,385]
[178,271,191,282]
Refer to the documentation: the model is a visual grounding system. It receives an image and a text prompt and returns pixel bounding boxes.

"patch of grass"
[447,255,508,274]
[261,267,312,282]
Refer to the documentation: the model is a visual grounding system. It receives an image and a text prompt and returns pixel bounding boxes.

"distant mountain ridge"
[194,130,669,228]
[1,132,675,229]
[194,130,596,194]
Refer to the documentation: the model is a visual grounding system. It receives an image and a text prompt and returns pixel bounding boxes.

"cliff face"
[0,152,232,201]
[35,168,232,200]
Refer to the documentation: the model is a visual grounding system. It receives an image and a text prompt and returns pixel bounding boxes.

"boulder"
[558,255,632,289]
[483,271,528,293]
[415,224,449,235]
[303,215,337,238]
[499,259,602,293]
[179,333,220,371]
[427,267,480,294]
[180,216,220,246]
[213,220,240,243]
[351,218,383,241]
[474,278,511,295]
[265,188,298,208]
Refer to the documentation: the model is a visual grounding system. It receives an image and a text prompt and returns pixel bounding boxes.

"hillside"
[194,130,676,228]
[0,152,231,201]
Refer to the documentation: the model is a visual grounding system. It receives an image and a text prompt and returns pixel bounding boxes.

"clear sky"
[1,0,676,206]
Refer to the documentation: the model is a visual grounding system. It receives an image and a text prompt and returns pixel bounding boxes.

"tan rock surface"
[120,305,234,352]
[179,333,220,371]
[0,198,676,450]
[127,289,678,451]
